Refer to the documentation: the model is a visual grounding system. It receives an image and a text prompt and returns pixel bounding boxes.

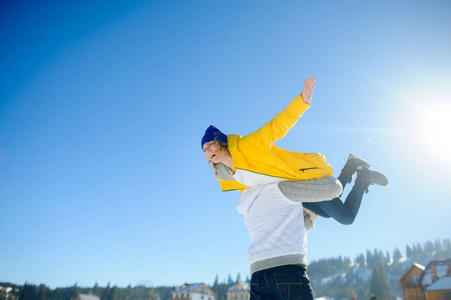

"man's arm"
[278,176,343,202]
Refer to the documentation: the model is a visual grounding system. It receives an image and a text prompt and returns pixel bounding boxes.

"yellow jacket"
[217,93,333,192]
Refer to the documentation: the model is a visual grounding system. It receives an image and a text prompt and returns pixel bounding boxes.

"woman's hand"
[303,207,318,222]
[301,77,316,104]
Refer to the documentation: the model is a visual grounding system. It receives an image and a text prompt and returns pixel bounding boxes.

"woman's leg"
[340,153,371,186]
[314,179,367,224]
[303,172,363,222]
[301,171,351,219]
[303,202,330,218]
[337,173,351,194]
[302,154,387,224]
[301,153,366,219]
[312,167,388,225]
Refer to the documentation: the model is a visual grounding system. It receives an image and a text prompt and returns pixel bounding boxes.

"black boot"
[356,167,388,193]
[341,154,372,183]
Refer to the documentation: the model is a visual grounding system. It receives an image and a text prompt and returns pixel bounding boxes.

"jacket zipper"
[299,167,318,172]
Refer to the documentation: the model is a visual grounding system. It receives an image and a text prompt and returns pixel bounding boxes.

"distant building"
[0,287,13,294]
[398,259,451,300]
[398,263,426,300]
[0,286,16,300]
[75,294,100,300]
[170,283,215,300]
[227,282,250,300]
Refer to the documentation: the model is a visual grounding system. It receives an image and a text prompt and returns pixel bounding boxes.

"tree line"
[308,238,451,300]
[1,238,450,300]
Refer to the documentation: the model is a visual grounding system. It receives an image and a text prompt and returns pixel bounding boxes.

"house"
[424,277,451,300]
[0,286,17,300]
[398,263,426,300]
[76,294,100,300]
[227,282,250,300]
[424,276,451,300]
[170,283,215,300]
[398,259,451,300]
[0,287,13,300]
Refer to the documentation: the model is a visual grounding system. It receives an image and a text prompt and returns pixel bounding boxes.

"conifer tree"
[416,242,425,258]
[434,239,443,253]
[393,248,402,263]
[227,274,233,285]
[425,240,434,255]
[51,287,62,300]
[19,283,37,300]
[37,284,48,300]
[103,283,111,300]
[355,253,365,268]
[369,264,392,300]
[235,273,241,284]
[109,286,118,300]
[367,250,374,268]
[213,274,219,289]
[93,283,99,297]
[406,245,413,257]
[445,239,451,254]
[69,283,79,300]
[373,249,382,266]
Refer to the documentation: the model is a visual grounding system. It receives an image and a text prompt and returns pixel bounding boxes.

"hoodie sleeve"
[304,214,315,231]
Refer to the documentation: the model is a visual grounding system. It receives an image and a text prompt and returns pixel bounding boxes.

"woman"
[201,78,388,299]
[202,78,387,224]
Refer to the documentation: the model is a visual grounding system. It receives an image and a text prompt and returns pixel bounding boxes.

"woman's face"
[203,141,223,163]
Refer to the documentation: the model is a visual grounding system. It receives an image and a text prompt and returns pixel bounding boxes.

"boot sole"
[348,153,372,169]
[371,171,389,187]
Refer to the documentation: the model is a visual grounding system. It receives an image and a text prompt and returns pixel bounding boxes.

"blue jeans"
[303,173,366,225]
[250,265,314,300]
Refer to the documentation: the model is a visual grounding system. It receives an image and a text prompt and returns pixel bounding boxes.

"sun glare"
[393,79,451,167]
[417,105,451,162]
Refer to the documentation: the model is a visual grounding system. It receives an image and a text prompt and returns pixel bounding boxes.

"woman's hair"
[208,141,229,170]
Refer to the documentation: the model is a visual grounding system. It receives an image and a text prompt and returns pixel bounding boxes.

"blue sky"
[1,0,451,289]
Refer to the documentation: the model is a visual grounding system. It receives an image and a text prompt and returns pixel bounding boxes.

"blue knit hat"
[201,125,228,149]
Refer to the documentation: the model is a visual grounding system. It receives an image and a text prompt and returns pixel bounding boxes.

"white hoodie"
[236,181,308,274]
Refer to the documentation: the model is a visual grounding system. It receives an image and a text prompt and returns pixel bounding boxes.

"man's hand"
[301,77,316,104]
